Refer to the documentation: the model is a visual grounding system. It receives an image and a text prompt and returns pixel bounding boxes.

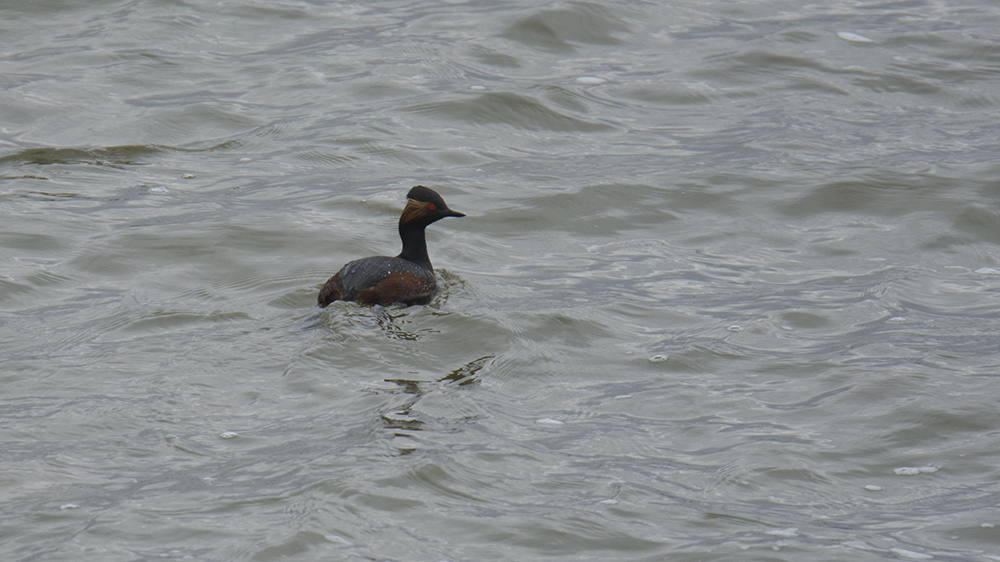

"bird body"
[318,186,464,307]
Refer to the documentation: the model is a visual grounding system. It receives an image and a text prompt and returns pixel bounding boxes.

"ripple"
[407,92,613,132]
[0,145,165,167]
[122,309,253,334]
[295,150,360,167]
[500,3,629,52]
[954,206,1000,245]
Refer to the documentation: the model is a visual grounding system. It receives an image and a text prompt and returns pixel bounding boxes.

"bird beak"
[445,209,465,218]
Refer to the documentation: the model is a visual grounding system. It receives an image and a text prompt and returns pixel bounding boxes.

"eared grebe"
[318,186,465,307]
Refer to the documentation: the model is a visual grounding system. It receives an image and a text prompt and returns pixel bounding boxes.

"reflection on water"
[3,0,1000,560]
[373,308,423,341]
[438,354,492,386]
[377,355,492,445]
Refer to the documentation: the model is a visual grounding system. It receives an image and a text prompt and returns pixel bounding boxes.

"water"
[2,1,1000,560]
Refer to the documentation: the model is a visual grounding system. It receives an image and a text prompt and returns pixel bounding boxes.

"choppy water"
[3,1,1000,560]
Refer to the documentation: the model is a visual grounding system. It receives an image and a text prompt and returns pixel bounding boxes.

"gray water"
[3,1,1000,560]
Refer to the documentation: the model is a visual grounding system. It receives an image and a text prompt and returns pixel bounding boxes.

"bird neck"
[397,221,432,269]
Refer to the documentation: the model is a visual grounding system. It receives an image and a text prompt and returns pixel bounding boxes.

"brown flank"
[356,271,436,306]
[317,273,344,308]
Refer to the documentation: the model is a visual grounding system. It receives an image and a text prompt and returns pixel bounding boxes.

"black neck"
[397,221,432,269]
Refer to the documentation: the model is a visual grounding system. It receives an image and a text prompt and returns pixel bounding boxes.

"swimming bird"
[318,186,465,307]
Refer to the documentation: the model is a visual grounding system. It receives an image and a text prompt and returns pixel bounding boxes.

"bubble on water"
[576,76,607,85]
[535,418,564,425]
[148,185,169,193]
[181,173,195,179]
[648,354,668,363]
[59,503,80,510]
[976,267,1000,275]
[470,84,486,90]
[220,431,238,439]
[599,498,618,505]
[837,31,874,43]
[239,157,252,162]
[766,527,798,537]
[982,523,995,528]
[863,484,883,491]
[894,466,938,476]
[727,325,743,332]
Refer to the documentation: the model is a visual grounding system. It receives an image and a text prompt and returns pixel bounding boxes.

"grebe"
[318,186,464,307]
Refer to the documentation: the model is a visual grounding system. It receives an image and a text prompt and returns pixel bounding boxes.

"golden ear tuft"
[400,198,431,224]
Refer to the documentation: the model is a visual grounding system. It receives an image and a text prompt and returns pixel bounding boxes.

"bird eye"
[428,204,437,210]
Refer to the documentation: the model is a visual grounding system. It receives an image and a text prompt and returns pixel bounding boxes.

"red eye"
[428,203,437,210]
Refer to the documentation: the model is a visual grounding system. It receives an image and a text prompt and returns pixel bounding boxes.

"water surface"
[2,1,1000,560]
